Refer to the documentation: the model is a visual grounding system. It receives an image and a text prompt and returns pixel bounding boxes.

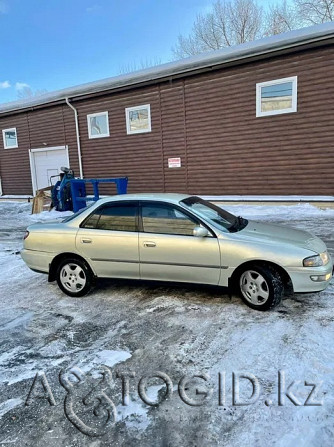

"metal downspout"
[65,97,83,179]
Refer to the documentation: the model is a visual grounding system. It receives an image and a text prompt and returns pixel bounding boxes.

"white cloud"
[15,82,30,91]
[0,80,11,89]
[0,1,8,14]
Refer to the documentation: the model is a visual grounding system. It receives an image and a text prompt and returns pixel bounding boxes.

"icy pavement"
[0,200,334,446]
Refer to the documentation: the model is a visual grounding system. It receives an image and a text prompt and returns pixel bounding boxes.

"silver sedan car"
[21,194,333,311]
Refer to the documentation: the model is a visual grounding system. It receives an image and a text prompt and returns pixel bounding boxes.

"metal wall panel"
[0,45,333,196]
[0,113,31,195]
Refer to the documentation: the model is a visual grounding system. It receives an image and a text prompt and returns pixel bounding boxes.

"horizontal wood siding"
[0,113,31,195]
[27,105,80,178]
[61,105,80,176]
[184,46,334,195]
[75,87,164,195]
[27,106,65,148]
[0,44,333,196]
[0,106,80,194]
[160,82,187,193]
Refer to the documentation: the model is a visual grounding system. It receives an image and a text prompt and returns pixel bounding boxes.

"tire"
[56,258,94,297]
[238,265,283,311]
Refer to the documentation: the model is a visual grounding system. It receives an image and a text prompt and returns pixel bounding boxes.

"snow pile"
[224,202,334,220]
[0,201,72,229]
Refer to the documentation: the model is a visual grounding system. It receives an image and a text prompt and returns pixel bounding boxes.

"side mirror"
[193,226,209,237]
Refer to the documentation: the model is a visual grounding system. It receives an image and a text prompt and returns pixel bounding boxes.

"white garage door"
[30,146,69,194]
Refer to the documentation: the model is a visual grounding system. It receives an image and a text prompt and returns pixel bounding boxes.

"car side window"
[141,203,198,236]
[82,204,137,232]
[82,211,100,229]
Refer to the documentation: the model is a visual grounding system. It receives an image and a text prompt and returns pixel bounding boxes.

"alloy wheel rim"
[60,263,86,293]
[240,270,269,305]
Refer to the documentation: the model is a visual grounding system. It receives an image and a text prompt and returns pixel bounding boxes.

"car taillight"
[23,231,30,240]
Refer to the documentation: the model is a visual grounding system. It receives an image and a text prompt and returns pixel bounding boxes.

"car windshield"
[181,196,248,232]
[61,202,95,223]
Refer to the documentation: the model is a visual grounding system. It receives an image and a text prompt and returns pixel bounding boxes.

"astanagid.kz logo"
[25,367,324,437]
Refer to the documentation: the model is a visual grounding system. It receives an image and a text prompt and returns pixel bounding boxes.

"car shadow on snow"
[94,277,230,303]
[77,276,334,318]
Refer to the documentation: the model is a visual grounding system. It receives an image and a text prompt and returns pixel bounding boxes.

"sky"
[0,0,275,104]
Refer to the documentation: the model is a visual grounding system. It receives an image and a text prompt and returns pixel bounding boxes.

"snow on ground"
[0,200,334,446]
[0,399,23,418]
[225,202,334,219]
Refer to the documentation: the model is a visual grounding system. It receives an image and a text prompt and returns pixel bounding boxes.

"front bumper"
[287,260,333,293]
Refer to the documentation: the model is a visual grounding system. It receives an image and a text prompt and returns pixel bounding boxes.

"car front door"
[139,201,221,284]
[76,201,139,278]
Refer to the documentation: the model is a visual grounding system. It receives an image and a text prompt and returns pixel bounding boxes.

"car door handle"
[81,238,92,244]
[143,241,156,248]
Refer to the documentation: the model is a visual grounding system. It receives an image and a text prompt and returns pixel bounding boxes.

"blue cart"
[70,177,128,212]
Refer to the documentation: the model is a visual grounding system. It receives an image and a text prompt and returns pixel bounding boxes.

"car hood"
[240,220,326,253]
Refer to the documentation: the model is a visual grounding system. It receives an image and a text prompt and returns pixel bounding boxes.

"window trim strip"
[91,258,224,269]
[87,111,110,139]
[256,76,298,118]
[2,127,18,149]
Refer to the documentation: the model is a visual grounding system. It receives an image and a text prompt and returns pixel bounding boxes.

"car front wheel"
[238,265,284,311]
[56,258,94,297]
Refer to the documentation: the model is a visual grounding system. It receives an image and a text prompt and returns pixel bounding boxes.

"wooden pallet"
[31,186,53,214]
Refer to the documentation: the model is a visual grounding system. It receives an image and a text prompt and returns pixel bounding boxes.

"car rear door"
[76,201,139,278]
[139,201,221,284]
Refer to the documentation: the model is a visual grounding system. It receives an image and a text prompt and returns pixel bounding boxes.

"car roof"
[95,193,191,205]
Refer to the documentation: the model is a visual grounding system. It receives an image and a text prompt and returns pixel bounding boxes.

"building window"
[125,104,151,134]
[87,111,110,139]
[256,76,297,117]
[2,128,18,149]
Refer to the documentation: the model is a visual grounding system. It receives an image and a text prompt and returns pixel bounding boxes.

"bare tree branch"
[264,0,298,36]
[228,0,262,43]
[118,57,162,75]
[295,0,334,24]
[17,87,48,99]
[172,0,333,59]
[172,0,263,59]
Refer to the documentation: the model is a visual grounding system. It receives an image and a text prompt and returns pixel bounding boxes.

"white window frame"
[87,111,110,139]
[256,76,298,118]
[125,104,151,135]
[2,127,18,149]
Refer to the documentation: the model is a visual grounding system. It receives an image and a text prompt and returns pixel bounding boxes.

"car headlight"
[303,251,329,267]
[320,251,330,265]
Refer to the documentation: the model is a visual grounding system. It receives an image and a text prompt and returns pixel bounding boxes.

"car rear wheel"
[56,258,94,297]
[238,265,284,311]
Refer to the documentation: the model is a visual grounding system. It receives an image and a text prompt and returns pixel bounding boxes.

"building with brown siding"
[0,23,334,198]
